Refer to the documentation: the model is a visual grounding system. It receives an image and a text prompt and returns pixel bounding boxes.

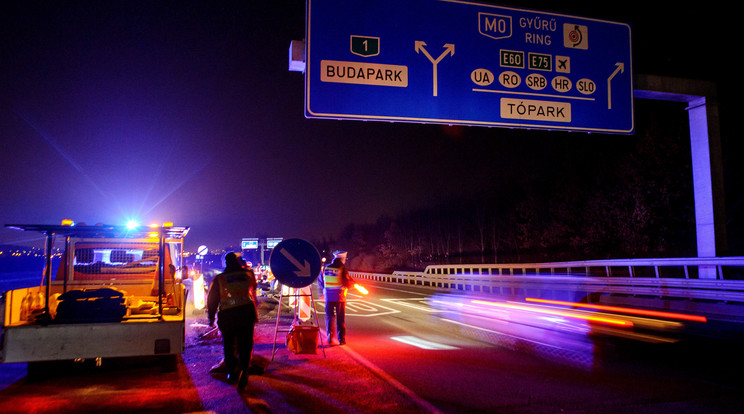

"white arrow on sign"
[280,248,312,277]
[415,41,455,97]
[607,62,624,110]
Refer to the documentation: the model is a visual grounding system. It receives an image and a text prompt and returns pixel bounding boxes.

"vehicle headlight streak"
[471,299,634,327]
[432,295,692,346]
[431,298,512,320]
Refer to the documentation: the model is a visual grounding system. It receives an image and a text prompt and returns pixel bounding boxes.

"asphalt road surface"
[1,280,743,413]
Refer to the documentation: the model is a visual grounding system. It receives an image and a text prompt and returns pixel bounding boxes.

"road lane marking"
[381,298,445,313]
[339,345,445,414]
[317,297,443,316]
[365,285,432,296]
[317,299,400,317]
[391,336,458,350]
[441,317,559,349]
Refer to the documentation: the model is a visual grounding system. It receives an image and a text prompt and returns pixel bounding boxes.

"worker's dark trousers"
[325,301,346,342]
[221,323,254,374]
[218,305,256,374]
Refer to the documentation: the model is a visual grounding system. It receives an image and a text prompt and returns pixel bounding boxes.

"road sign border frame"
[305,0,634,134]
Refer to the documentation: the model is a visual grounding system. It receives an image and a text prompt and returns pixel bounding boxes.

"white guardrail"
[350,257,744,304]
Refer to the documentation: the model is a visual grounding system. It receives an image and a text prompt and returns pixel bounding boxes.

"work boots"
[237,370,249,392]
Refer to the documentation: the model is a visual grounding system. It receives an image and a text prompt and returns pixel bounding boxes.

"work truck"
[0,221,189,373]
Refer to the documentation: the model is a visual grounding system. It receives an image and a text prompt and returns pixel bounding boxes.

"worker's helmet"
[223,251,243,269]
[333,250,348,263]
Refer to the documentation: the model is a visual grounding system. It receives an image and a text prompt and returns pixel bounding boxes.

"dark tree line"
[318,100,699,273]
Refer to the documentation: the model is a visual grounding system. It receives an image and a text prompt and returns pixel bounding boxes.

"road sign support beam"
[635,74,726,272]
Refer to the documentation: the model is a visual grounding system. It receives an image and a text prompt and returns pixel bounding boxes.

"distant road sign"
[305,0,633,134]
[267,237,283,249]
[269,239,322,288]
[197,245,208,256]
[242,238,258,250]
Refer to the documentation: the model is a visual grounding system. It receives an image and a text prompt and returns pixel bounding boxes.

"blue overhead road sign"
[269,238,322,288]
[305,0,634,134]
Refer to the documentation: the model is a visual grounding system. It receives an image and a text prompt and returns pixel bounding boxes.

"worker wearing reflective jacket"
[318,250,354,345]
[207,252,258,390]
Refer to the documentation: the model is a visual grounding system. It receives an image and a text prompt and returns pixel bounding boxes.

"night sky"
[1,1,736,252]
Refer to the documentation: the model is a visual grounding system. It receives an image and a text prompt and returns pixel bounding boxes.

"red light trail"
[525,298,707,322]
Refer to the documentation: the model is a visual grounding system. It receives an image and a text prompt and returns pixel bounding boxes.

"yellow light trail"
[525,298,707,323]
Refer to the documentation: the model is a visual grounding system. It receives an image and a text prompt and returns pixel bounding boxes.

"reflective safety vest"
[322,265,348,302]
[217,270,253,310]
[322,267,343,289]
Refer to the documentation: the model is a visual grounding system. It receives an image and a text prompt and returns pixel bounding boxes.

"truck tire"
[26,361,53,381]
[160,354,178,372]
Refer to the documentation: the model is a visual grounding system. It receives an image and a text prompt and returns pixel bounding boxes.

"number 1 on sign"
[351,35,380,57]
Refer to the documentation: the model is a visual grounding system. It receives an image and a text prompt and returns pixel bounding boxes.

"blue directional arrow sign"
[269,238,322,288]
[305,0,634,134]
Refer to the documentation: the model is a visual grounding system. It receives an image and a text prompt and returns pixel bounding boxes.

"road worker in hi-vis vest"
[207,252,258,391]
[318,250,354,345]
